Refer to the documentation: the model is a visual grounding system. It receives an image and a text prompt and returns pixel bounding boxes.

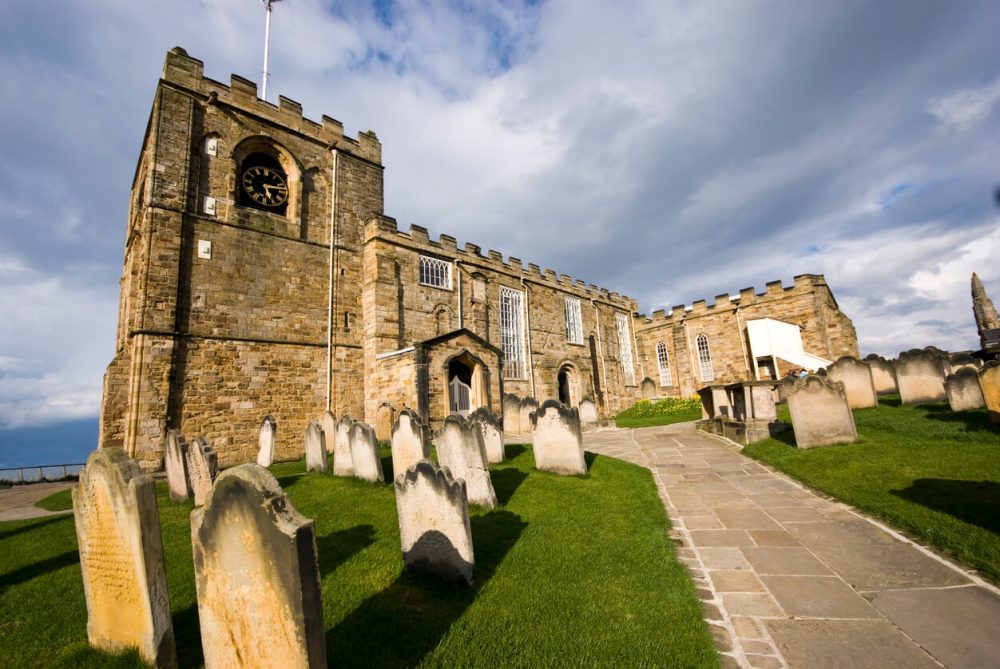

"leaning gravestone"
[578,397,598,427]
[469,407,504,463]
[531,400,588,475]
[191,465,325,669]
[390,408,428,479]
[350,422,384,482]
[945,368,985,411]
[256,415,277,468]
[304,420,327,473]
[186,436,218,507]
[394,460,475,585]
[948,352,982,375]
[435,415,497,509]
[896,349,947,404]
[502,393,521,434]
[979,361,1000,425]
[333,415,355,477]
[73,448,175,669]
[164,429,190,503]
[519,397,539,436]
[321,411,337,454]
[786,375,858,448]
[863,354,898,395]
[825,356,878,409]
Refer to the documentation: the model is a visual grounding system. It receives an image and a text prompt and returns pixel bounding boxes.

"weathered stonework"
[896,349,947,405]
[469,407,504,464]
[434,415,497,508]
[945,368,985,412]
[332,415,355,477]
[257,415,277,468]
[164,430,190,503]
[578,397,598,426]
[186,436,218,507]
[864,354,898,395]
[320,411,337,454]
[825,356,878,409]
[530,400,587,475]
[502,393,521,435]
[349,421,384,483]
[390,408,428,480]
[73,448,175,668]
[979,361,1000,425]
[304,420,327,473]
[786,375,857,448]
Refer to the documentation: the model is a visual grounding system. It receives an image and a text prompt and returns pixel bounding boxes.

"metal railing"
[0,463,86,485]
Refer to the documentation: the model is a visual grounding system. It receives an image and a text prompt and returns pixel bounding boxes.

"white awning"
[746,318,831,373]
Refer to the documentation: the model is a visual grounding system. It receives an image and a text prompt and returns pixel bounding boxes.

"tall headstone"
[896,349,947,405]
[256,415,277,468]
[825,356,878,409]
[186,436,218,507]
[349,422,384,483]
[945,368,986,411]
[72,448,175,668]
[747,382,778,421]
[518,397,539,436]
[785,375,858,448]
[502,393,521,434]
[979,361,1000,425]
[390,408,428,480]
[863,354,898,395]
[530,400,588,475]
[469,407,504,464]
[191,465,325,669]
[304,420,327,473]
[164,429,190,503]
[435,415,497,509]
[640,378,656,399]
[332,415,355,477]
[320,411,337,454]
[578,397,598,426]
[394,460,475,585]
[375,403,395,443]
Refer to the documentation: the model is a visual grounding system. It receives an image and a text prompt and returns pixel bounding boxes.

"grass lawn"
[0,444,717,668]
[615,397,702,429]
[744,397,1000,583]
[615,410,701,429]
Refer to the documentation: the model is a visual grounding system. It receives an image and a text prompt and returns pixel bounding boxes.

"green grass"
[744,397,1000,583]
[615,397,702,429]
[2,445,717,668]
[35,489,72,512]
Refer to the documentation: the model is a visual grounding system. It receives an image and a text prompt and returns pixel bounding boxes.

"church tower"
[972,272,1000,352]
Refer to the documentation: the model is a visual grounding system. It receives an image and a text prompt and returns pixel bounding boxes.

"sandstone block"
[390,408,428,480]
[786,375,857,448]
[530,400,587,475]
[896,349,947,405]
[349,421,384,482]
[825,356,878,409]
[333,415,355,476]
[256,415,277,467]
[304,420,327,473]
[186,436,218,506]
[164,429,190,503]
[320,411,337,453]
[979,361,1000,424]
[435,415,497,508]
[469,407,504,463]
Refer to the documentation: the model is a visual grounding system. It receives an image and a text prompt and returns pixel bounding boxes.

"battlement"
[363,217,635,308]
[161,47,381,164]
[636,274,827,325]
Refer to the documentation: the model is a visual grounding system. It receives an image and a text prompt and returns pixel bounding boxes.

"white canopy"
[746,318,831,374]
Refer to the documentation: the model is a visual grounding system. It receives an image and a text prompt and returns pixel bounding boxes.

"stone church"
[99,48,859,469]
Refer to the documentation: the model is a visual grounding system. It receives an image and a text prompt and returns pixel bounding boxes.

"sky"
[1,0,999,464]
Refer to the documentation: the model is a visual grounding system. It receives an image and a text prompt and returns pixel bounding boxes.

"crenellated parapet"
[161,47,381,164]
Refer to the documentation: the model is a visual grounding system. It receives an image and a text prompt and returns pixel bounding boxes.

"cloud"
[928,79,1000,131]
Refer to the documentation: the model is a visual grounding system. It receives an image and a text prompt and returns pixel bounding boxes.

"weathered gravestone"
[333,415,355,476]
[502,393,521,435]
[304,420,327,473]
[469,407,504,464]
[164,429,190,503]
[375,402,395,443]
[391,408,428,479]
[640,377,656,399]
[948,352,982,375]
[350,421,384,482]
[321,411,337,454]
[979,361,1000,425]
[896,349,947,404]
[435,415,497,508]
[531,400,588,475]
[256,415,277,468]
[518,397,539,436]
[578,397,598,426]
[73,448,175,668]
[864,354,898,395]
[747,382,778,421]
[945,368,985,411]
[786,375,858,448]
[191,465,325,669]
[186,436,218,507]
[825,356,878,409]
[394,459,475,585]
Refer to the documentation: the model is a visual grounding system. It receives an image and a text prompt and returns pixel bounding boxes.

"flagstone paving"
[584,422,1000,669]
[0,481,73,521]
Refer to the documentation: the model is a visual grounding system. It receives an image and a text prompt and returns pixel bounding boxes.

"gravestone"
[191,465,325,669]
[530,400,587,475]
[640,377,656,399]
[469,407,504,463]
[391,408,428,480]
[518,397,539,436]
[785,375,858,448]
[502,393,521,434]
[256,415,277,468]
[747,382,778,421]
[864,354,898,395]
[435,415,497,508]
[164,429,190,503]
[979,361,1000,425]
[375,402,395,443]
[349,421,384,482]
[332,415,355,477]
[320,411,337,454]
[825,356,878,409]
[394,460,475,585]
[186,436,218,507]
[578,397,598,426]
[948,352,982,375]
[945,368,985,411]
[896,349,947,404]
[72,448,175,668]
[304,420,327,473]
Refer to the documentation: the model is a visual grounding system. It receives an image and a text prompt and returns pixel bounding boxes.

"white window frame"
[499,286,527,380]
[564,296,583,345]
[696,334,715,382]
[615,312,636,386]
[656,341,672,386]
[419,255,452,289]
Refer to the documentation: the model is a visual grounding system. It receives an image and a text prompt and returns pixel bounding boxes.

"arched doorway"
[557,363,579,408]
[448,357,474,417]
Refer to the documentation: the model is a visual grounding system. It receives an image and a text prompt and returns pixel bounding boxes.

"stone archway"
[557,363,580,408]
[444,351,486,418]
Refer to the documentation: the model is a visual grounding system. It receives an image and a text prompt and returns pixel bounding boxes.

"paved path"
[0,481,73,522]
[583,423,1000,669]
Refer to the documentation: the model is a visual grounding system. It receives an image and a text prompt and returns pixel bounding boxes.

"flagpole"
[261,0,283,101]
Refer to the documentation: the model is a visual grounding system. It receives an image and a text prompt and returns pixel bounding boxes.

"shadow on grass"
[0,514,73,541]
[275,473,306,489]
[0,549,78,591]
[584,451,598,468]
[490,468,527,506]
[920,406,995,432]
[504,444,527,459]
[380,453,394,483]
[317,524,377,577]
[172,604,203,669]
[327,510,526,668]
[771,426,798,447]
[891,479,1000,534]
[878,396,902,407]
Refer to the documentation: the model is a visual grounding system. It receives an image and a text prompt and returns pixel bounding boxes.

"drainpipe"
[735,305,752,380]
[684,319,697,391]
[629,309,643,382]
[455,260,463,328]
[520,277,536,398]
[592,300,609,405]
[326,149,339,410]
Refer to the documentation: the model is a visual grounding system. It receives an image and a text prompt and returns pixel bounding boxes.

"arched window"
[696,334,714,382]
[656,341,672,386]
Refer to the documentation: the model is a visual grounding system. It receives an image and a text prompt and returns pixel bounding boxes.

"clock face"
[241,165,288,207]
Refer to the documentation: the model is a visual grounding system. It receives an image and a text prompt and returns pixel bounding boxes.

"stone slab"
[741,547,833,575]
[760,575,876,618]
[765,619,940,669]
